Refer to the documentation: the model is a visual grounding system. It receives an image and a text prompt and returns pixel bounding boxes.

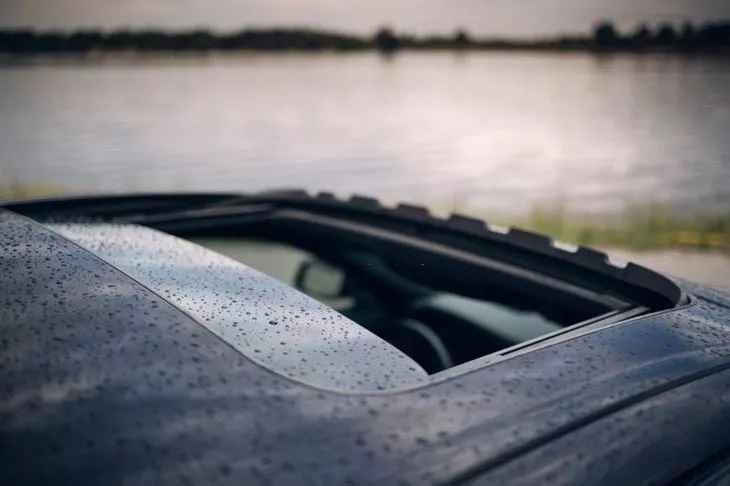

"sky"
[1,0,730,37]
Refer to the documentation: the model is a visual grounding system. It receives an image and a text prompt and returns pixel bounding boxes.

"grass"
[487,205,730,252]
[0,183,64,201]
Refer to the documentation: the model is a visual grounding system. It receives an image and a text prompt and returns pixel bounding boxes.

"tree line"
[0,21,728,54]
[592,21,730,51]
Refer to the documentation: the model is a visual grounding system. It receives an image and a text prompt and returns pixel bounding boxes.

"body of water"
[1,51,730,217]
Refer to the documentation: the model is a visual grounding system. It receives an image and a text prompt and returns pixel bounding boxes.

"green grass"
[0,183,64,201]
[488,205,730,252]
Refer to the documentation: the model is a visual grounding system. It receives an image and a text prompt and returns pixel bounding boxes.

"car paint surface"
[48,222,429,392]
[2,208,730,485]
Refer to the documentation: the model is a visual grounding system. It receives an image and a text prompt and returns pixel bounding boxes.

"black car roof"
[46,221,430,392]
[3,207,730,485]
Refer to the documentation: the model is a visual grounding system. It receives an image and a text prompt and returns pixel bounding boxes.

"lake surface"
[1,51,730,217]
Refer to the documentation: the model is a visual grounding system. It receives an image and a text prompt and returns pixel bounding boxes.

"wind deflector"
[3,191,685,312]
[46,222,429,392]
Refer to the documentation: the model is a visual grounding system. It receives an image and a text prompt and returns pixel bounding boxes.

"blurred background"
[1,1,729,287]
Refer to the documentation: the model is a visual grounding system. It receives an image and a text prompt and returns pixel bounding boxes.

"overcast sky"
[2,0,730,36]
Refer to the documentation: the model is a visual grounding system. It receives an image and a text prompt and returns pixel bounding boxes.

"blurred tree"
[630,23,652,47]
[593,21,619,47]
[655,23,678,45]
[454,29,470,47]
[374,27,400,52]
[679,22,695,48]
[681,22,695,41]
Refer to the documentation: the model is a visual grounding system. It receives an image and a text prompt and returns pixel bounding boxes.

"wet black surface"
[3,208,730,485]
[49,222,428,392]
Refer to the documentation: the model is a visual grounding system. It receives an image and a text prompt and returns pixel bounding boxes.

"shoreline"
[2,45,729,58]
[2,22,729,56]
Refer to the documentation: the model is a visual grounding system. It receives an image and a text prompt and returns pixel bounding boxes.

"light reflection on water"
[1,51,729,216]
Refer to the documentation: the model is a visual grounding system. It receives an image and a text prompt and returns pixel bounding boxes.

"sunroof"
[46,196,677,384]
[189,236,585,374]
[48,223,430,392]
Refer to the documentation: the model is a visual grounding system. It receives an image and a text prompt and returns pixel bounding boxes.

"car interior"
[188,235,589,373]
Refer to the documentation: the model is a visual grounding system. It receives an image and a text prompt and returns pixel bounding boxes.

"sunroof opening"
[8,195,683,389]
[46,205,656,383]
[189,234,623,374]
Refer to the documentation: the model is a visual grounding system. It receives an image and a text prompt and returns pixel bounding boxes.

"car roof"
[3,207,730,485]
[47,221,429,392]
